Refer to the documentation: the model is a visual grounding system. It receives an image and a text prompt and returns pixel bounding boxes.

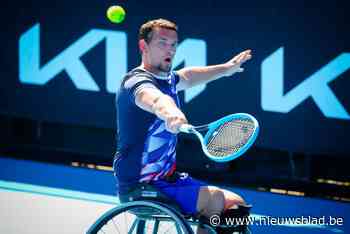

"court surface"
[1,157,349,234]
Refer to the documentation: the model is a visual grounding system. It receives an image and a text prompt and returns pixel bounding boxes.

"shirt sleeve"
[124,74,159,103]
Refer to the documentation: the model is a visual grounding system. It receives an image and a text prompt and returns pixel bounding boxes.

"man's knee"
[198,187,225,217]
[222,190,246,210]
[205,204,252,234]
[208,190,225,214]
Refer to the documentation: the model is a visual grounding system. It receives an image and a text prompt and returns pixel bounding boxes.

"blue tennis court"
[1,157,348,234]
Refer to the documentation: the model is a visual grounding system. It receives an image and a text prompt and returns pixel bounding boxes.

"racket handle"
[179,124,194,133]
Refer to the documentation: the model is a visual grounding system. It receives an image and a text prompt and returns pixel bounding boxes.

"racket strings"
[206,119,255,157]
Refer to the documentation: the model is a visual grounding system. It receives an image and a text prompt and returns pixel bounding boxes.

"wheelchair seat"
[118,182,183,213]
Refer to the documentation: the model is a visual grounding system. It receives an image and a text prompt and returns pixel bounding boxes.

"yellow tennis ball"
[106,5,126,24]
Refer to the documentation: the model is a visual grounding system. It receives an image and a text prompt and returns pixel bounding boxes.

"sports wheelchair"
[87,183,251,234]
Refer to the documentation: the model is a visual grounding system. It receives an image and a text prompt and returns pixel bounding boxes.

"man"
[114,18,252,233]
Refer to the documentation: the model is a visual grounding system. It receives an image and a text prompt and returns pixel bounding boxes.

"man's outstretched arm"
[176,49,252,91]
[135,87,187,133]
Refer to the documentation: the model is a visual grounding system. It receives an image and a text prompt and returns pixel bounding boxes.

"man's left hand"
[224,49,252,76]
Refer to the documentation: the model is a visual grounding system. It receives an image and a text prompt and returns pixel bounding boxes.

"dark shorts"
[151,173,207,215]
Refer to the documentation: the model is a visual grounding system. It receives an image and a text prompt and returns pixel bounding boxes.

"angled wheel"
[87,201,194,234]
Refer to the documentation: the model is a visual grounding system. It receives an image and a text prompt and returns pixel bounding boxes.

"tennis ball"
[106,5,126,24]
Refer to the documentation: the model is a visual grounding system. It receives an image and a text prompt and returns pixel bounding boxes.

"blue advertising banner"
[1,1,349,155]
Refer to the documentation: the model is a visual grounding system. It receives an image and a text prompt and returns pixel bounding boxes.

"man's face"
[145,27,178,73]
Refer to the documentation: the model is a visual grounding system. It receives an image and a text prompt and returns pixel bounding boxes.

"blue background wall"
[1,0,350,155]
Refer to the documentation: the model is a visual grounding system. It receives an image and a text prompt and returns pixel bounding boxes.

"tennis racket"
[179,113,259,162]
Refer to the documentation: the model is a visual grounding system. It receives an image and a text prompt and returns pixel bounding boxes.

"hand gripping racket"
[179,113,259,162]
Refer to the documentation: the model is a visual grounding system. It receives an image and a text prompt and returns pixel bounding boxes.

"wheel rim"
[87,201,194,234]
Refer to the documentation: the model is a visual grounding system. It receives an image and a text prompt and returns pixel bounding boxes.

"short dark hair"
[138,18,178,43]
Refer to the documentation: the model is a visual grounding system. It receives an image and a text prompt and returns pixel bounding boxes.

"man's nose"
[167,47,176,56]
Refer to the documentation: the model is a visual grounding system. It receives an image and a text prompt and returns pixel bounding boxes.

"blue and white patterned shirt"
[114,67,180,194]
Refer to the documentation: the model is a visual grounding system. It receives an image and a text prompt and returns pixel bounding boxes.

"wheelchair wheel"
[87,201,194,234]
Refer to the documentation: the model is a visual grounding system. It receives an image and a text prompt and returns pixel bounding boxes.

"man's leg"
[197,186,245,215]
[196,186,246,234]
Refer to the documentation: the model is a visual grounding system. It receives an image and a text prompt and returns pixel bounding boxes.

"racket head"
[198,113,259,162]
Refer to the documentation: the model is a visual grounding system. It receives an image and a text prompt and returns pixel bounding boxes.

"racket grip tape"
[179,124,194,133]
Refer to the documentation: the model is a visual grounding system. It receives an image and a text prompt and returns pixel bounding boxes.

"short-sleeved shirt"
[114,67,181,194]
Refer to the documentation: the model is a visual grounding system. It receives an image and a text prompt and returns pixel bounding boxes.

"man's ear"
[139,39,147,53]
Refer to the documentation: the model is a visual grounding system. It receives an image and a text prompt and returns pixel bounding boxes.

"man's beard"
[157,62,171,73]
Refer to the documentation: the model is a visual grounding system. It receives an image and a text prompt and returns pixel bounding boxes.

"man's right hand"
[152,94,188,133]
[163,107,188,133]
[135,88,188,133]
